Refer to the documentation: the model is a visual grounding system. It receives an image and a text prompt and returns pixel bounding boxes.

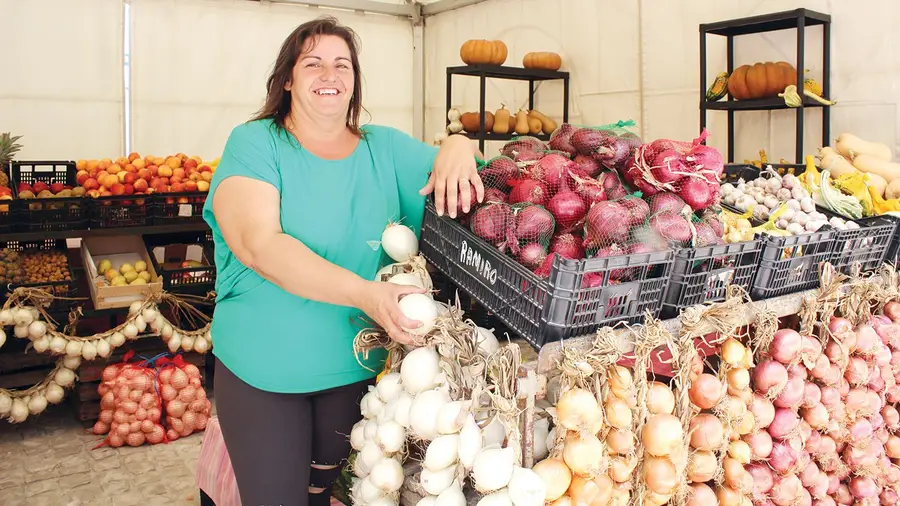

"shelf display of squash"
[452,107,557,136]
[459,39,508,65]
[815,132,900,216]
[727,61,797,100]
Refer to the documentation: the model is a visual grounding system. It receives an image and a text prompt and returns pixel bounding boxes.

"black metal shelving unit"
[699,8,831,163]
[445,64,570,153]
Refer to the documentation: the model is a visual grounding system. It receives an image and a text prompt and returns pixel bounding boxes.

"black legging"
[214,356,373,506]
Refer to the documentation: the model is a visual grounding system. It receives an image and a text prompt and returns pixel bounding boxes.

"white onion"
[508,467,546,506]
[424,434,460,471]
[361,387,386,420]
[369,456,404,493]
[63,356,81,370]
[54,368,76,387]
[458,414,483,469]
[357,476,385,504]
[376,373,403,404]
[123,323,139,339]
[81,341,97,361]
[13,308,33,326]
[0,309,13,326]
[134,315,147,333]
[27,393,48,415]
[355,441,385,478]
[435,483,466,506]
[416,496,438,506]
[472,446,516,493]
[27,321,46,339]
[476,489,513,506]
[96,338,111,358]
[0,392,11,414]
[180,335,195,352]
[49,335,67,354]
[65,340,83,358]
[393,392,414,428]
[364,419,379,440]
[44,382,65,404]
[482,417,507,447]
[420,464,458,495]
[142,307,158,323]
[382,223,418,263]
[194,336,210,354]
[9,398,28,422]
[388,273,425,289]
[367,497,398,506]
[109,331,126,347]
[400,347,441,395]
[32,336,49,353]
[351,420,367,451]
[129,301,144,315]
[437,401,469,434]
[13,325,28,339]
[409,389,451,440]
[376,420,406,454]
[475,327,501,355]
[399,294,438,336]
[0,328,7,348]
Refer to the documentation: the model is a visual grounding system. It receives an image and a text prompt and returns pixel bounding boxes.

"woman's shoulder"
[229,118,279,140]
[362,124,424,146]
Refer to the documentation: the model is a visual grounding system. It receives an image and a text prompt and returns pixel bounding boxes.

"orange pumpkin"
[460,40,508,65]
[523,52,562,71]
[727,61,798,100]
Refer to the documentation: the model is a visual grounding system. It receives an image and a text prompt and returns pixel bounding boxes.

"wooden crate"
[73,338,207,423]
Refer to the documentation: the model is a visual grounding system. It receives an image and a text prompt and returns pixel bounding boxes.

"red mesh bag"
[565,120,643,170]
[508,202,556,267]
[582,194,650,252]
[622,129,723,211]
[470,201,515,250]
[500,136,548,164]
[93,351,167,447]
[479,155,520,193]
[157,354,210,442]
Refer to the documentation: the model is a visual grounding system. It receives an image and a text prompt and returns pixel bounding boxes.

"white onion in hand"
[399,294,438,336]
[382,223,418,263]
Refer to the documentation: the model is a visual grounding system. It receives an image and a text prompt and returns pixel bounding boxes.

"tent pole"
[421,0,489,17]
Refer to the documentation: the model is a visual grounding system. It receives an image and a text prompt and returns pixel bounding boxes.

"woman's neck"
[287,106,351,144]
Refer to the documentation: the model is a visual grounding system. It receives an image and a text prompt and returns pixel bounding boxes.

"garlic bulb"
[167,335,182,353]
[28,393,48,415]
[193,336,210,354]
[63,356,81,370]
[180,335,195,352]
[109,331,126,347]
[96,338,111,358]
[81,341,98,360]
[44,382,65,404]
[65,340,83,358]
[27,321,46,339]
[32,336,50,353]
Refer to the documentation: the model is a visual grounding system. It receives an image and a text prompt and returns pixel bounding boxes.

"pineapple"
[0,133,24,188]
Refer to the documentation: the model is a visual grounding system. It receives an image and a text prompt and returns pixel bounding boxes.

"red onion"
[623,163,659,197]
[580,272,602,289]
[870,314,891,328]
[746,463,775,495]
[548,124,577,155]
[501,137,545,158]
[882,405,900,430]
[573,154,600,177]
[677,177,713,211]
[815,435,836,458]
[774,374,805,409]
[802,382,821,408]
[810,354,831,381]
[582,201,631,249]
[833,484,852,504]
[769,441,799,474]
[799,462,820,487]
[801,336,823,363]
[770,474,803,506]
[828,317,853,336]
[547,191,587,232]
[884,300,900,322]
[826,473,840,495]
[744,430,773,459]
[875,323,900,348]
[470,202,513,245]
[855,324,880,356]
[509,179,548,206]
[529,153,576,195]
[648,211,692,245]
[770,328,803,364]
[693,221,722,248]
[514,205,555,243]
[788,363,808,381]
[480,156,519,190]
[802,403,829,430]
[768,407,800,439]
[533,252,556,278]
[844,356,870,387]
[849,476,878,499]
[549,233,585,260]
[812,498,836,506]
[483,187,508,203]
[849,418,874,445]
[517,242,546,269]
[805,428,821,453]
[619,196,650,226]
[650,149,688,183]
[881,489,900,505]
[753,360,789,398]
[598,170,626,200]
[648,192,688,216]
[750,394,776,428]
[570,128,607,156]
[820,385,841,408]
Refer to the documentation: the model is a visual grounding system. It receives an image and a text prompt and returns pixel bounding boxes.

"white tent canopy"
[2,0,898,162]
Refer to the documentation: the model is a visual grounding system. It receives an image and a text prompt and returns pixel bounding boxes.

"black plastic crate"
[661,239,763,318]
[419,203,675,349]
[143,230,215,295]
[90,195,151,228]
[10,161,89,232]
[151,193,207,224]
[0,239,78,313]
[751,230,835,299]
[721,163,896,276]
[884,216,900,268]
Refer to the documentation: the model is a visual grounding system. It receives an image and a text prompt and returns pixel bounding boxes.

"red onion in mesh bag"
[694,221,723,247]
[548,123,577,155]
[687,144,725,178]
[619,196,650,226]
[514,205,555,244]
[581,272,603,289]
[550,233,585,259]
[574,154,602,177]
[572,176,608,205]
[582,201,632,249]
[547,191,587,232]
[533,252,557,278]
[651,149,690,184]
[483,187,508,203]
[480,156,520,190]
[649,192,689,216]
[500,137,546,158]
[599,171,627,200]
[470,202,513,247]
[508,179,547,206]
[529,153,577,195]
[570,128,612,157]
[678,177,715,211]
[624,161,659,197]
[618,132,642,152]
[595,245,633,282]
[517,242,547,269]
[594,134,632,168]
[649,211,693,246]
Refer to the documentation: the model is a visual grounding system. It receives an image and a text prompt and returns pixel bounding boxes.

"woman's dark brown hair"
[252,16,366,135]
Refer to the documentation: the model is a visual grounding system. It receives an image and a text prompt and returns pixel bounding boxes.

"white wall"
[423,0,900,162]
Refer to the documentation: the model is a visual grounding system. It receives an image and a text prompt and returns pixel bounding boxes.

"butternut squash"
[527,109,558,134]
[886,179,900,200]
[527,116,542,135]
[818,146,858,178]
[514,109,530,135]
[835,133,893,162]
[492,105,510,134]
[852,154,900,183]
[507,115,516,132]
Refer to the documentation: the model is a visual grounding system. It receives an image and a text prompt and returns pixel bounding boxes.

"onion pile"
[158,361,210,441]
[451,128,727,282]
[93,361,167,447]
[637,375,682,505]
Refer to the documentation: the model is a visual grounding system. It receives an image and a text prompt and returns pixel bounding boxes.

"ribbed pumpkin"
[522,52,562,71]
[460,40,508,65]
[727,61,798,100]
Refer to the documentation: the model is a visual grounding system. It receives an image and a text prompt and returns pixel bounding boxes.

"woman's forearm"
[247,232,370,309]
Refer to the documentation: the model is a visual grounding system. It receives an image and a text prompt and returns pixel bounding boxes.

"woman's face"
[287,34,355,120]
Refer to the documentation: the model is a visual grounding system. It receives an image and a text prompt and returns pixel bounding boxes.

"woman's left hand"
[419,134,484,218]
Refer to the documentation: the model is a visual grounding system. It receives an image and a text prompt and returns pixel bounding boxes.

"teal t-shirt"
[202,119,438,393]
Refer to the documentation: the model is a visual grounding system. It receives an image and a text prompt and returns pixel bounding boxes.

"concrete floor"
[0,396,217,506]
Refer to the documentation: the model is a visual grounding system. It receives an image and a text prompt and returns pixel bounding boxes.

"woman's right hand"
[354,281,427,345]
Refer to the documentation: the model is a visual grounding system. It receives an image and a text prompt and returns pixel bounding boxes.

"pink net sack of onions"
[93,351,167,448]
[623,129,724,212]
[580,194,661,284]
[554,120,642,171]
[478,155,520,196]
[157,354,210,442]
[499,136,549,164]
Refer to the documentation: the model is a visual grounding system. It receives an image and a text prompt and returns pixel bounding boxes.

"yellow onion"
[647,381,675,415]
[686,450,717,483]
[643,456,677,495]
[642,414,683,456]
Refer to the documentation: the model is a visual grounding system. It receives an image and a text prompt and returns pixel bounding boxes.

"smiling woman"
[201,15,483,506]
